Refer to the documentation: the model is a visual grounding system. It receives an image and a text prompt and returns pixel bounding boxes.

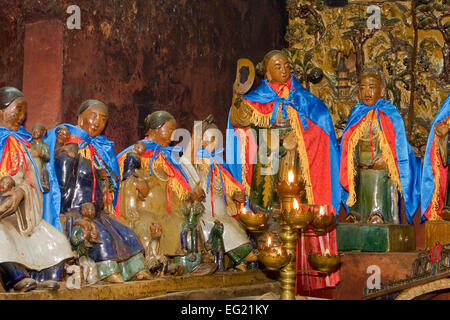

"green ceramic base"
[174,253,202,274]
[337,223,416,252]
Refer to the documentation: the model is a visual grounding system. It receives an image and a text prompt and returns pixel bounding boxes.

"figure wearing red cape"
[226,74,341,291]
[340,98,422,225]
[116,137,191,219]
[421,94,450,221]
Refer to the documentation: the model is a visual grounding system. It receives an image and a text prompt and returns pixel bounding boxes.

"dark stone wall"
[0,0,287,152]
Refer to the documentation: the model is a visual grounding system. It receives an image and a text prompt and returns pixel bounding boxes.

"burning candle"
[277,248,282,256]
[324,248,330,256]
[319,205,325,217]
[293,198,299,210]
[267,236,272,248]
[287,170,294,184]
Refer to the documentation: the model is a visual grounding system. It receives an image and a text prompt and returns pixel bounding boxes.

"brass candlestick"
[276,170,301,300]
[279,219,298,300]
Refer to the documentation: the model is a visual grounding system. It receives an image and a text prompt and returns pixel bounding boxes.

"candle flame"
[293,198,299,210]
[319,206,325,216]
[325,248,330,255]
[267,236,272,247]
[241,206,247,214]
[277,248,282,255]
[287,170,294,183]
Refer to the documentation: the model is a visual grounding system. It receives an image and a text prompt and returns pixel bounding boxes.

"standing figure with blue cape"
[116,110,192,257]
[226,50,341,291]
[0,87,73,292]
[44,100,151,283]
[340,64,421,226]
[421,94,450,221]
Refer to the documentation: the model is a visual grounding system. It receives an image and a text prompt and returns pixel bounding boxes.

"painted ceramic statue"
[421,94,450,221]
[226,50,341,290]
[44,99,151,283]
[180,118,257,271]
[340,64,421,225]
[0,87,73,292]
[116,110,192,257]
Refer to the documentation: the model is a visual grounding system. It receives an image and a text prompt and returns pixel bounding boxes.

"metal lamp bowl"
[308,252,340,273]
[258,249,291,271]
[238,209,270,232]
[282,205,314,229]
[311,211,336,233]
[276,179,302,196]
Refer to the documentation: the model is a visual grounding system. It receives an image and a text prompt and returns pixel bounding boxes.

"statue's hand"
[436,122,449,138]
[0,188,25,219]
[234,94,243,109]
[232,191,246,203]
[371,154,386,170]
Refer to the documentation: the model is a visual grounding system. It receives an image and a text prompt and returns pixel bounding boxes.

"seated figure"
[116,110,192,257]
[44,99,151,283]
[180,118,257,271]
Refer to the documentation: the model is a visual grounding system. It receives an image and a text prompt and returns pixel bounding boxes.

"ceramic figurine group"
[0,49,449,294]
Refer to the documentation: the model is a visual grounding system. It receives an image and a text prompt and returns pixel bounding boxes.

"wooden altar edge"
[0,270,277,300]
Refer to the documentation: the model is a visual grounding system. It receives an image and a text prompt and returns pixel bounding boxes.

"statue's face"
[77,104,108,137]
[359,76,385,106]
[134,142,146,155]
[57,127,70,143]
[265,54,290,84]
[82,204,95,219]
[31,125,46,140]
[0,97,27,131]
[202,128,220,153]
[148,119,176,147]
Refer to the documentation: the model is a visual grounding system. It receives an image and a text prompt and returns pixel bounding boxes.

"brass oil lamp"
[311,204,336,233]
[237,205,269,232]
[276,170,302,300]
[282,199,314,229]
[258,235,290,271]
[308,248,341,273]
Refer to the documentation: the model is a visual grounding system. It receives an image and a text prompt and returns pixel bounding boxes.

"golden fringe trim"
[345,110,402,207]
[372,117,402,193]
[0,137,21,177]
[429,136,443,221]
[199,161,242,198]
[78,146,93,162]
[152,155,189,201]
[235,128,251,195]
[287,107,314,204]
[117,151,131,180]
[345,114,370,207]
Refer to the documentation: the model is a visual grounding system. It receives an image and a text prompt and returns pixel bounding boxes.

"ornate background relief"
[285,0,449,155]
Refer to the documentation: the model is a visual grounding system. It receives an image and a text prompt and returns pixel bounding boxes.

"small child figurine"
[69,202,102,286]
[72,202,102,250]
[207,220,225,272]
[181,186,206,262]
[0,176,15,195]
[122,140,146,181]
[55,125,77,158]
[30,123,50,192]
